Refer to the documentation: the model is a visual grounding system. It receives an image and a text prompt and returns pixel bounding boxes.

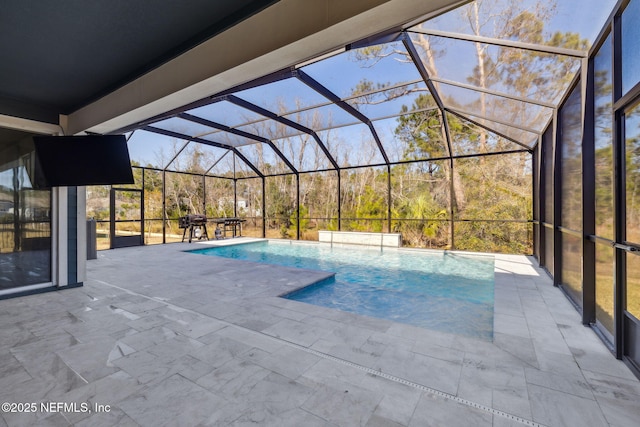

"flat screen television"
[33,135,134,188]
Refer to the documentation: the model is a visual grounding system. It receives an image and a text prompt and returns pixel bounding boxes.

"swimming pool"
[190,241,495,340]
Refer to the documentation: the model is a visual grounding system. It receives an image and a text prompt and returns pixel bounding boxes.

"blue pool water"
[190,241,495,340]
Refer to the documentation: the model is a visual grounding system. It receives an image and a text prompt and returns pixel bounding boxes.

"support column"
[76,186,87,284]
[537,135,546,266]
[262,177,266,238]
[552,110,562,286]
[162,170,166,244]
[582,57,596,324]
[337,170,342,231]
[53,187,68,287]
[296,174,300,240]
[387,164,392,234]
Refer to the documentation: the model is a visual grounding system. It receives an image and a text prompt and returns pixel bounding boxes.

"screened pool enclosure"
[85,0,640,376]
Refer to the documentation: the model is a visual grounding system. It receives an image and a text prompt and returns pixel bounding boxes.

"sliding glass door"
[623,100,640,368]
[0,139,51,290]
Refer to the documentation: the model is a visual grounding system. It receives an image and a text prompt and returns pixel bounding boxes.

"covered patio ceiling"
[118,0,615,178]
[0,0,281,124]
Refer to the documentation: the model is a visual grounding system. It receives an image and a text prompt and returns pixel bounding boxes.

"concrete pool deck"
[1,238,639,426]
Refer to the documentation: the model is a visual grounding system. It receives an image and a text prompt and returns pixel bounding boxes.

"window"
[622,0,640,96]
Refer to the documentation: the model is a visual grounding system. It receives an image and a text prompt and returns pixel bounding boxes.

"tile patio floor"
[1,238,639,426]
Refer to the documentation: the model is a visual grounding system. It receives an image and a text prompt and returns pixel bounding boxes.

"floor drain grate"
[278,339,546,427]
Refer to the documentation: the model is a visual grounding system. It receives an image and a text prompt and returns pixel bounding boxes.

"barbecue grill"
[178,214,208,243]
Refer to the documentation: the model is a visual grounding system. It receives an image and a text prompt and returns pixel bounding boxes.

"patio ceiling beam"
[225,94,339,171]
[410,28,587,58]
[0,113,64,135]
[446,109,534,151]
[141,125,263,177]
[214,68,295,98]
[179,112,298,175]
[429,77,556,109]
[294,69,390,165]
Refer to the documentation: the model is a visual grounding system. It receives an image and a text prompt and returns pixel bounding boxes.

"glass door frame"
[0,145,52,292]
[616,95,640,375]
[109,187,144,249]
